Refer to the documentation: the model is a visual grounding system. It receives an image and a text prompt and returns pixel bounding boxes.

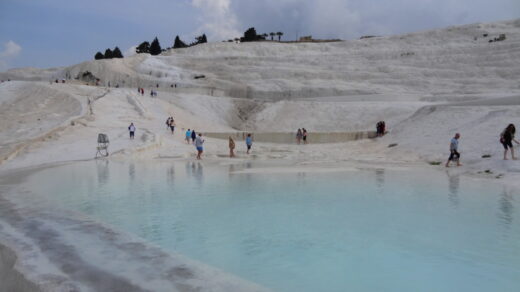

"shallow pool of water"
[15,160,520,292]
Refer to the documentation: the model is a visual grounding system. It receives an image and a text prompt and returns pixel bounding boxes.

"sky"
[0,0,518,70]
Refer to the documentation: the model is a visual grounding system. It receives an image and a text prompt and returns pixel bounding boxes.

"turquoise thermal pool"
[7,160,520,292]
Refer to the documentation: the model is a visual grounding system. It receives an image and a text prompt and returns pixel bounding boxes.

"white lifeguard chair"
[95,133,109,158]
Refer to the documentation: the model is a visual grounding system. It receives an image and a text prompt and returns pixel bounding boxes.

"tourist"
[191,129,197,143]
[165,117,171,130]
[246,133,253,154]
[229,136,235,157]
[445,133,461,167]
[169,118,175,134]
[195,133,204,160]
[128,122,136,140]
[296,128,303,144]
[185,129,192,144]
[500,124,519,160]
[302,128,308,144]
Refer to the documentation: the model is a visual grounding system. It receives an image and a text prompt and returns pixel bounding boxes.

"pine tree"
[201,34,207,43]
[136,41,150,54]
[149,37,162,55]
[94,52,104,60]
[112,47,124,58]
[173,36,187,49]
[104,48,113,59]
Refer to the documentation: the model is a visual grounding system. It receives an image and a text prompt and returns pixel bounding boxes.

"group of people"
[183,129,204,159]
[137,88,145,95]
[228,134,253,158]
[125,120,518,165]
[376,121,386,137]
[296,128,308,144]
[445,123,519,167]
[165,117,175,134]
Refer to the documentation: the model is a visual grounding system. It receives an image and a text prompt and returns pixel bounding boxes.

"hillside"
[0,18,519,184]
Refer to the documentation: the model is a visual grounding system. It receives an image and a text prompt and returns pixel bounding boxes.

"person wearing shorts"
[445,133,461,167]
[195,133,204,159]
[501,124,519,160]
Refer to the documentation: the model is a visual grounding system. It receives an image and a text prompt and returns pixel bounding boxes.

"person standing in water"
[296,129,303,144]
[229,136,236,158]
[500,124,519,160]
[185,129,192,144]
[195,133,204,160]
[246,133,253,154]
[302,128,308,144]
[128,123,136,140]
[445,133,461,167]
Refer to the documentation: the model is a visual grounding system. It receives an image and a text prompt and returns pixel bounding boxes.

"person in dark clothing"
[445,133,461,167]
[191,130,197,143]
[500,124,520,160]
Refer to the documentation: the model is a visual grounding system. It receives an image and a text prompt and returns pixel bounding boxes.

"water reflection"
[498,191,514,226]
[375,169,385,192]
[228,164,236,179]
[186,161,204,186]
[447,173,460,207]
[95,159,109,185]
[128,163,136,181]
[166,165,175,186]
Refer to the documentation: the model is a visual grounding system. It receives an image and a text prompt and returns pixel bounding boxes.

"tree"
[149,37,162,55]
[94,52,104,60]
[276,32,283,41]
[196,34,207,44]
[270,32,275,40]
[173,36,187,49]
[112,47,124,58]
[104,48,113,59]
[242,27,260,42]
[136,41,150,54]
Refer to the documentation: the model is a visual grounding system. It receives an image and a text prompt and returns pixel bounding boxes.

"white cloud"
[0,41,22,58]
[0,41,22,71]
[124,45,137,57]
[191,0,241,40]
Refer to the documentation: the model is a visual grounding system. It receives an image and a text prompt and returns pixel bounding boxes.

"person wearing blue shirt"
[185,129,191,144]
[445,133,461,167]
[245,133,253,154]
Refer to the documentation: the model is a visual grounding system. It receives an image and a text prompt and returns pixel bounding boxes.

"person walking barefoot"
[229,136,235,158]
[195,133,204,160]
[246,133,253,154]
[128,122,136,140]
[445,133,462,167]
[500,124,520,160]
[296,128,302,144]
[185,129,192,144]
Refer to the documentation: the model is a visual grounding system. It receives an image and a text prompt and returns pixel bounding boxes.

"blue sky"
[0,0,518,70]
